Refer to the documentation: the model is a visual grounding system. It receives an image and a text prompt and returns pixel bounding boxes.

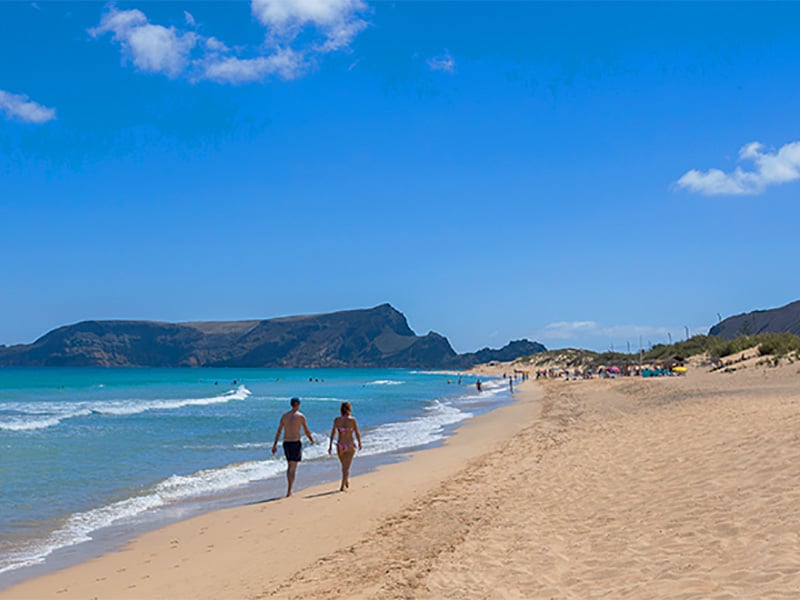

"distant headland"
[0,303,546,368]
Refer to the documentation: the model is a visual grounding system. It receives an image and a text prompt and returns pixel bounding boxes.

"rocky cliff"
[709,299,800,339]
[0,304,545,369]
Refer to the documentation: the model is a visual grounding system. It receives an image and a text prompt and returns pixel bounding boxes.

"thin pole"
[639,335,643,370]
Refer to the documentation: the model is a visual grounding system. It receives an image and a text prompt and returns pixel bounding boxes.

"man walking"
[272,397,314,497]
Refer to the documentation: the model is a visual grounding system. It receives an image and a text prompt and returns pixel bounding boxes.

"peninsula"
[0,304,545,368]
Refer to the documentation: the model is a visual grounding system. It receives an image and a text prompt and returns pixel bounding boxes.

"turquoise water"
[0,367,507,582]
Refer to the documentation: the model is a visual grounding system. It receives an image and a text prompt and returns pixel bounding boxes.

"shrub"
[757,332,800,356]
[531,332,800,367]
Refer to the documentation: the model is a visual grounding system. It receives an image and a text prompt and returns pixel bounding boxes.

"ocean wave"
[0,386,251,432]
[0,393,478,575]
[95,385,251,416]
[365,379,405,386]
[453,379,510,404]
[360,399,471,456]
[477,378,507,391]
[0,414,83,432]
[232,442,272,450]
[0,453,283,575]
[0,380,499,576]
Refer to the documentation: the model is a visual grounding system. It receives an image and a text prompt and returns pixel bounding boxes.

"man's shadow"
[246,489,340,504]
[303,490,340,499]
[245,496,284,506]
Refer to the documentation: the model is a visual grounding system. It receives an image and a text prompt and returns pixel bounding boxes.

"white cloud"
[204,37,229,53]
[91,1,369,85]
[427,51,455,73]
[0,89,56,124]
[200,49,304,84]
[539,321,599,339]
[314,16,367,52]
[531,321,709,351]
[676,141,800,196]
[90,7,197,78]
[536,321,671,341]
[251,0,368,54]
[252,0,365,32]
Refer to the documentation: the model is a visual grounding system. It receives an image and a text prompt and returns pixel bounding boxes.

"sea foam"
[360,399,471,456]
[0,386,251,432]
[0,452,282,575]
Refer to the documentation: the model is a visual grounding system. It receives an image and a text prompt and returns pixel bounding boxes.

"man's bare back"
[271,398,314,497]
[279,409,307,442]
[272,400,314,449]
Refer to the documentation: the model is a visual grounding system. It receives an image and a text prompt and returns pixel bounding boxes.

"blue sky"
[2,1,799,353]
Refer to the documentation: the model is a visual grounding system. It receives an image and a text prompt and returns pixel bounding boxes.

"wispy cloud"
[676,141,800,195]
[538,321,601,340]
[534,320,708,351]
[0,89,56,124]
[199,49,304,84]
[427,51,455,73]
[91,1,369,84]
[536,321,672,341]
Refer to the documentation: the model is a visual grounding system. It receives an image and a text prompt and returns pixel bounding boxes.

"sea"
[0,367,508,588]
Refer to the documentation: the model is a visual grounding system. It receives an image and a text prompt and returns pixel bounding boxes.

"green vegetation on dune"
[514,332,800,368]
[513,348,598,368]
[753,332,800,357]
[620,333,800,361]
[643,335,715,360]
[648,332,800,360]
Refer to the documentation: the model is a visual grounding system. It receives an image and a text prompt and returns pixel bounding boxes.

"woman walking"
[328,401,362,491]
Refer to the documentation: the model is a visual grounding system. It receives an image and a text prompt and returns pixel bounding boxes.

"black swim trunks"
[283,440,302,462]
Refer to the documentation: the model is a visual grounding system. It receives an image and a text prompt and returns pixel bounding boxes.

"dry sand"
[4,363,799,599]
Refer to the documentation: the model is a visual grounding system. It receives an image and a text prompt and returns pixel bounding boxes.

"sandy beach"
[4,362,800,599]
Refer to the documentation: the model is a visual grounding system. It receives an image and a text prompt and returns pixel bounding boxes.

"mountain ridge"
[0,304,546,369]
[709,299,800,339]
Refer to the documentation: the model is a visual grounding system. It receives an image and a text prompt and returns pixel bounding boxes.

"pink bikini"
[336,426,355,451]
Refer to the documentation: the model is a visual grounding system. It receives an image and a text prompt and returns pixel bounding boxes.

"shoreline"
[6,362,799,598]
[0,445,408,592]
[0,368,505,589]
[1,378,542,599]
